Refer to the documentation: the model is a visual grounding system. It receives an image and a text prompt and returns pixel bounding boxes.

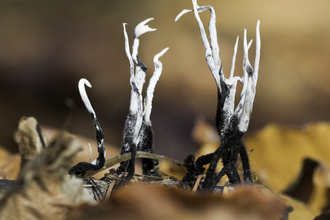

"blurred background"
[0,0,330,160]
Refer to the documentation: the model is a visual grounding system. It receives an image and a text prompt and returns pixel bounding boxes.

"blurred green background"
[1,0,330,160]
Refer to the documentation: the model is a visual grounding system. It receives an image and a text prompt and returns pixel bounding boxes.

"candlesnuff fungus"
[69,78,106,176]
[69,2,258,192]
[176,0,260,190]
[117,18,169,177]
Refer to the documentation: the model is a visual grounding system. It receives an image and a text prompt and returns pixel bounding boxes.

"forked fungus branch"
[176,0,260,189]
[117,18,169,178]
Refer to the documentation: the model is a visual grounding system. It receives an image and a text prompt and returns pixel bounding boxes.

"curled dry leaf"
[40,126,122,178]
[13,119,122,179]
[245,122,330,211]
[0,132,91,220]
[0,116,45,180]
[17,117,45,172]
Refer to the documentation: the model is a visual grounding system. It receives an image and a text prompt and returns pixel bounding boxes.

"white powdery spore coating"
[133,94,143,146]
[134,18,156,38]
[132,18,156,63]
[123,114,137,152]
[144,47,169,123]
[235,22,261,133]
[176,1,222,87]
[129,90,139,115]
[123,23,135,81]
[78,78,95,115]
[176,0,261,135]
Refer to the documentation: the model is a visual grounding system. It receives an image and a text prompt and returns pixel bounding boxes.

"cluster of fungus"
[69,0,261,192]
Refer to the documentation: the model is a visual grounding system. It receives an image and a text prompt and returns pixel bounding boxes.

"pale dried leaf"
[0,132,91,220]
[17,117,45,170]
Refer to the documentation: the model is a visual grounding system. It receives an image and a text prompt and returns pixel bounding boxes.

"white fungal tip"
[79,78,92,89]
[78,78,95,115]
[247,39,253,50]
[134,18,156,38]
[243,29,248,54]
[256,20,261,47]
[153,47,169,63]
[175,9,193,22]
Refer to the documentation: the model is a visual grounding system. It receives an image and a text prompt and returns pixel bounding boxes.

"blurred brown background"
[0,0,329,160]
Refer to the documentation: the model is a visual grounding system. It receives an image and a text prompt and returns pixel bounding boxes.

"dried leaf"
[40,126,122,178]
[313,161,330,188]
[0,132,91,220]
[0,147,21,180]
[193,120,330,213]
[260,186,320,220]
[245,123,330,210]
[14,124,122,179]
[17,117,45,171]
[68,184,288,220]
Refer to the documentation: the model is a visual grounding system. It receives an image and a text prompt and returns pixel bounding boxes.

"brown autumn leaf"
[245,123,330,211]
[39,126,122,178]
[68,183,289,220]
[0,116,324,219]
[260,186,320,220]
[0,148,20,180]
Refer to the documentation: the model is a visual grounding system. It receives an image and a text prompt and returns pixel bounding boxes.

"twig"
[192,175,202,193]
[104,180,116,200]
[84,151,185,177]
[88,177,103,201]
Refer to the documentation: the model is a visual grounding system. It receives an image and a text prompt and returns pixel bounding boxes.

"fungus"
[117,18,169,178]
[69,78,106,176]
[176,0,261,190]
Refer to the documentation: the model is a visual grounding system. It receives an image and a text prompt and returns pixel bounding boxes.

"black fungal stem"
[238,141,253,182]
[176,0,259,190]
[202,145,224,190]
[126,143,137,181]
[69,79,106,177]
